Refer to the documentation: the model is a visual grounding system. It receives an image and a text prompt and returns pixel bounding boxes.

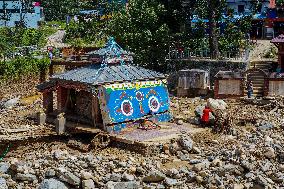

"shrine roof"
[271,34,284,43]
[51,64,166,86]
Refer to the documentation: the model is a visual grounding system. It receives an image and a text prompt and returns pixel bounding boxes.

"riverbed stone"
[82,179,95,189]
[57,168,80,186]
[142,171,166,182]
[15,173,37,182]
[0,163,9,174]
[38,178,68,189]
[0,177,8,189]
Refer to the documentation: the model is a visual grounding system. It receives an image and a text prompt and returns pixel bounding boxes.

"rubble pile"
[171,97,284,130]
[1,78,284,188]
[0,126,284,189]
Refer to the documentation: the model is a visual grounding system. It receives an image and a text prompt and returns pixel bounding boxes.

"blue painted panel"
[106,111,172,134]
[101,84,170,125]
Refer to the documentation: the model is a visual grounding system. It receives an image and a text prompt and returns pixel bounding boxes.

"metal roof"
[271,34,284,43]
[52,64,166,86]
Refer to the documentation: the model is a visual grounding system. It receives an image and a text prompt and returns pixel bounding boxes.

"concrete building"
[226,0,269,15]
[0,1,44,28]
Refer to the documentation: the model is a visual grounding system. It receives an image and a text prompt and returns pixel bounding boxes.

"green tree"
[41,0,79,21]
[108,0,170,71]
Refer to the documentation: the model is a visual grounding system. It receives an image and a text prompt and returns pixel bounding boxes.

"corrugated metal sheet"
[52,65,166,86]
[271,34,284,43]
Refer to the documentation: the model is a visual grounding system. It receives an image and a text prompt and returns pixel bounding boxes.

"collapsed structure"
[214,34,284,99]
[37,38,171,133]
[177,69,210,97]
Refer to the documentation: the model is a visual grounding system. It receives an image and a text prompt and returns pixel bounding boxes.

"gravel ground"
[1,79,284,189]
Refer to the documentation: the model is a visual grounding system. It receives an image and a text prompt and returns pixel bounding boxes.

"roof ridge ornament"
[101,37,126,67]
[101,37,130,79]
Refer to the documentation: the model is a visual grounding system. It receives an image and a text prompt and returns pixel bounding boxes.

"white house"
[0,1,44,28]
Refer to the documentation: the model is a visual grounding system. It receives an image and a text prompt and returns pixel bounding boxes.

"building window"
[22,8,35,13]
[7,9,20,13]
[257,4,262,13]
[14,21,20,26]
[238,5,245,13]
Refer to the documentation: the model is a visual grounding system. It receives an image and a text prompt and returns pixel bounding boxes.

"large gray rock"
[179,136,193,152]
[110,173,121,182]
[0,97,20,109]
[0,177,8,189]
[38,178,68,189]
[15,173,37,182]
[122,173,134,181]
[142,171,166,182]
[164,178,177,186]
[82,179,95,189]
[57,168,80,186]
[258,121,275,130]
[0,163,9,174]
[195,105,205,117]
[207,98,227,113]
[263,147,276,159]
[105,181,139,189]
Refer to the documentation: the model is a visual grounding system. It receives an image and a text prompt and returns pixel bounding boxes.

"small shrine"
[214,71,244,99]
[271,34,284,70]
[37,38,171,133]
[177,69,210,97]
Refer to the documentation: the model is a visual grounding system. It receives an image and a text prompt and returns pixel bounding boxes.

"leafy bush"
[264,46,278,59]
[0,57,50,80]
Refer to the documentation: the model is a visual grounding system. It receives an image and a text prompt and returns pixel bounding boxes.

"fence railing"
[166,48,250,62]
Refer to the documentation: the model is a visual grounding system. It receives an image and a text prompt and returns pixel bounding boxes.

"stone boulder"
[0,163,9,174]
[142,170,166,182]
[258,121,275,130]
[38,178,68,189]
[0,177,8,189]
[82,179,95,189]
[56,167,80,186]
[15,173,37,182]
[0,97,20,109]
[207,98,227,113]
[179,136,193,152]
[105,181,139,189]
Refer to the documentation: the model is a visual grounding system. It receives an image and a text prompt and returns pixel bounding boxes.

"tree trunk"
[208,0,220,59]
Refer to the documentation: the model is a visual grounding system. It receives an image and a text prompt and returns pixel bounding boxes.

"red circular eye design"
[148,96,160,113]
[121,100,133,116]
[136,91,143,101]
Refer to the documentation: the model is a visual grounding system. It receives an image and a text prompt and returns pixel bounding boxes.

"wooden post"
[43,91,53,113]
[49,64,54,77]
[57,86,68,112]
[92,94,102,128]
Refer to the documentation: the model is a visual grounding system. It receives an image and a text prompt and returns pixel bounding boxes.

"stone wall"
[266,79,284,96]
[214,79,245,99]
[75,91,93,120]
[166,60,248,92]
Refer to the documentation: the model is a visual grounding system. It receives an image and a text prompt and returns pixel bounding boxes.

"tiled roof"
[271,34,284,43]
[52,64,166,86]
